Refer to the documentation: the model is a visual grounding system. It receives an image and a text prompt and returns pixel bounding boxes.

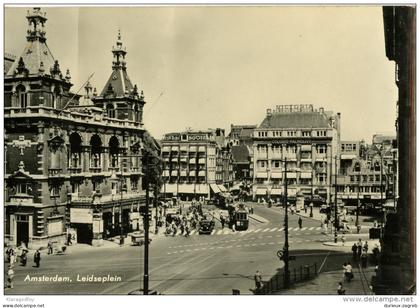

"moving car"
[198,219,215,234]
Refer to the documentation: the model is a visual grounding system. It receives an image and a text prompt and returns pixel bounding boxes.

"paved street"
[5,203,374,295]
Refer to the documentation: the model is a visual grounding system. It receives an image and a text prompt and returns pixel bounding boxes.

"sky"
[4,6,398,142]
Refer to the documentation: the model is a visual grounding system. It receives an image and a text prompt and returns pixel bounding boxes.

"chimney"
[319,107,324,114]
[267,108,272,117]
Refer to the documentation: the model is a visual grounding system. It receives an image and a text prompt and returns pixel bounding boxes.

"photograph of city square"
[3,5,415,297]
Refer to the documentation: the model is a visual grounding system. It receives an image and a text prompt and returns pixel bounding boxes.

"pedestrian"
[304,203,308,214]
[372,244,380,265]
[361,249,368,268]
[180,223,185,235]
[298,217,302,229]
[341,235,346,246]
[342,262,347,280]
[7,265,14,289]
[352,243,358,260]
[345,262,353,282]
[67,233,73,246]
[363,241,369,252]
[337,282,345,295]
[9,250,16,266]
[47,240,53,255]
[356,224,361,234]
[20,250,27,266]
[34,249,41,268]
[254,270,262,290]
[220,216,225,229]
[357,239,363,259]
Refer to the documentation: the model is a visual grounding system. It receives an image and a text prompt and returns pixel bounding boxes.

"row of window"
[350,174,383,182]
[256,130,328,138]
[341,143,357,152]
[255,178,326,185]
[256,144,327,154]
[336,186,385,193]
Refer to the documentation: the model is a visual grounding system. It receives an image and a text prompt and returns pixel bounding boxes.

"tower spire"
[26,7,48,43]
[112,29,127,70]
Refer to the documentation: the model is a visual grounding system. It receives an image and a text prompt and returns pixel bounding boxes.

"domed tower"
[4,8,77,110]
[92,30,145,124]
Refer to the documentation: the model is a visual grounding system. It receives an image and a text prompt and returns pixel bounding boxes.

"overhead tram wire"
[58,72,95,116]
[143,91,164,119]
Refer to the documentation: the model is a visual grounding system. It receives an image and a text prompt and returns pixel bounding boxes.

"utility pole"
[154,184,159,234]
[355,161,361,227]
[334,155,338,243]
[142,153,150,295]
[283,157,290,288]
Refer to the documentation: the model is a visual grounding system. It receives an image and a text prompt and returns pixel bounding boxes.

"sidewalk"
[276,266,376,295]
[296,207,375,232]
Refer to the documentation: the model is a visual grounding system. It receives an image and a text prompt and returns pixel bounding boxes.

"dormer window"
[106,103,115,118]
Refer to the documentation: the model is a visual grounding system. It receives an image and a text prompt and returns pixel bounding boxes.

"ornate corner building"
[4,8,157,248]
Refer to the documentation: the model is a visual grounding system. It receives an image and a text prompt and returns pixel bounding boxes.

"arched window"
[106,104,115,118]
[16,85,27,109]
[90,135,102,168]
[134,104,140,122]
[69,133,82,169]
[374,161,381,172]
[53,86,62,109]
[109,136,119,168]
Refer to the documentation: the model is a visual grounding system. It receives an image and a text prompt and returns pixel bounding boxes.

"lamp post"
[283,157,290,288]
[355,161,361,227]
[334,155,338,243]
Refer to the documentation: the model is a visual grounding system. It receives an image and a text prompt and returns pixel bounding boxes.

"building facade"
[251,104,341,202]
[160,129,232,200]
[336,137,397,207]
[4,8,155,248]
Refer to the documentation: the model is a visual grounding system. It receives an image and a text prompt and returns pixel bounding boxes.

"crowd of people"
[5,242,43,289]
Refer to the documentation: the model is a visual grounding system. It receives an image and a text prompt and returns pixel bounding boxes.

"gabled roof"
[259,112,330,129]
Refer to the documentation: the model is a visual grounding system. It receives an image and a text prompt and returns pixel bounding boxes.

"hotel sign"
[70,208,93,224]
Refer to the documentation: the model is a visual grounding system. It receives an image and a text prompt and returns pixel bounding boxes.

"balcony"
[89,166,102,174]
[68,166,82,175]
[71,191,146,204]
[9,194,34,205]
[48,168,63,178]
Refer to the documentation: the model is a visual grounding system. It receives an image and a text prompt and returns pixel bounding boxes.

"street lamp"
[110,169,125,246]
[334,155,338,243]
[355,161,361,227]
[283,157,290,288]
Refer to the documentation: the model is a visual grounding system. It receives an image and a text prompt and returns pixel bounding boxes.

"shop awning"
[180,146,188,152]
[271,172,282,179]
[198,171,206,177]
[189,171,196,176]
[341,154,356,160]
[271,188,283,195]
[256,172,268,178]
[180,170,187,177]
[218,185,228,192]
[178,184,195,194]
[163,170,170,176]
[161,184,177,193]
[189,146,197,151]
[189,158,196,164]
[210,184,221,194]
[300,172,312,179]
[256,188,267,195]
[198,158,206,164]
[285,172,297,179]
[171,146,179,151]
[198,146,206,152]
[171,170,178,176]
